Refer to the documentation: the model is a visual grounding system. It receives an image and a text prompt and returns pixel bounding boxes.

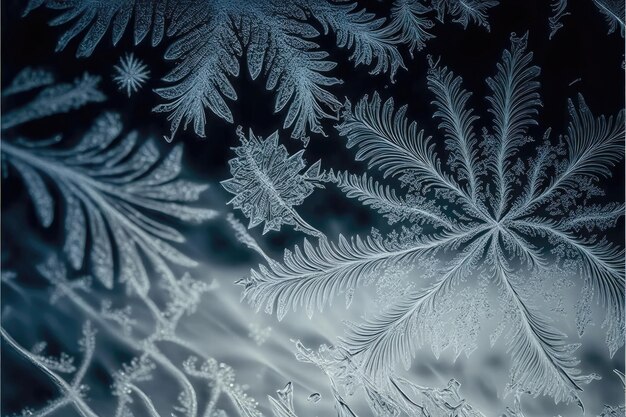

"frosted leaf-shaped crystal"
[221,127,325,238]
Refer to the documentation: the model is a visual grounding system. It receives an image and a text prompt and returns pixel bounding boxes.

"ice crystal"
[269,382,300,417]
[242,33,625,406]
[221,127,327,238]
[25,0,498,142]
[1,70,217,291]
[548,0,570,39]
[113,53,150,97]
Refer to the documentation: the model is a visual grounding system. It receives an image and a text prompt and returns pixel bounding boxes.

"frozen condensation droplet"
[307,393,321,403]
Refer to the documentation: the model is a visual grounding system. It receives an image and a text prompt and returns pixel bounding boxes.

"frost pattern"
[545,0,624,40]
[1,70,217,290]
[269,382,300,417]
[25,0,499,142]
[221,127,327,238]
[113,53,150,96]
[241,33,625,407]
[293,340,486,417]
[597,370,626,417]
[2,71,105,129]
[548,0,570,39]
[183,357,261,417]
[1,255,262,417]
[593,0,625,37]
[429,0,498,30]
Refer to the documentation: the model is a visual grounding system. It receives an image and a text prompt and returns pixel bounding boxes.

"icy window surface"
[2,1,624,417]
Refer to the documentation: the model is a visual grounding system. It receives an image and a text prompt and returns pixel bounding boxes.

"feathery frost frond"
[493,255,598,406]
[337,93,446,188]
[430,0,499,30]
[388,0,435,55]
[593,0,625,37]
[427,57,480,199]
[1,72,105,130]
[1,71,217,291]
[335,171,455,228]
[485,32,541,219]
[243,228,479,321]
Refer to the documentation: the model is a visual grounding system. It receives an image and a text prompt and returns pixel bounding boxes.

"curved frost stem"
[0,327,99,417]
[129,384,163,417]
[290,210,325,239]
[203,384,221,417]
[226,213,279,268]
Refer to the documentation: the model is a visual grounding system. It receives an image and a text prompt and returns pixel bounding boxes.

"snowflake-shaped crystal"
[113,53,150,96]
[240,33,625,407]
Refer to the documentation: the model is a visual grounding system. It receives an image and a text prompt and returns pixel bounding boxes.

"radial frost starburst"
[112,53,150,97]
